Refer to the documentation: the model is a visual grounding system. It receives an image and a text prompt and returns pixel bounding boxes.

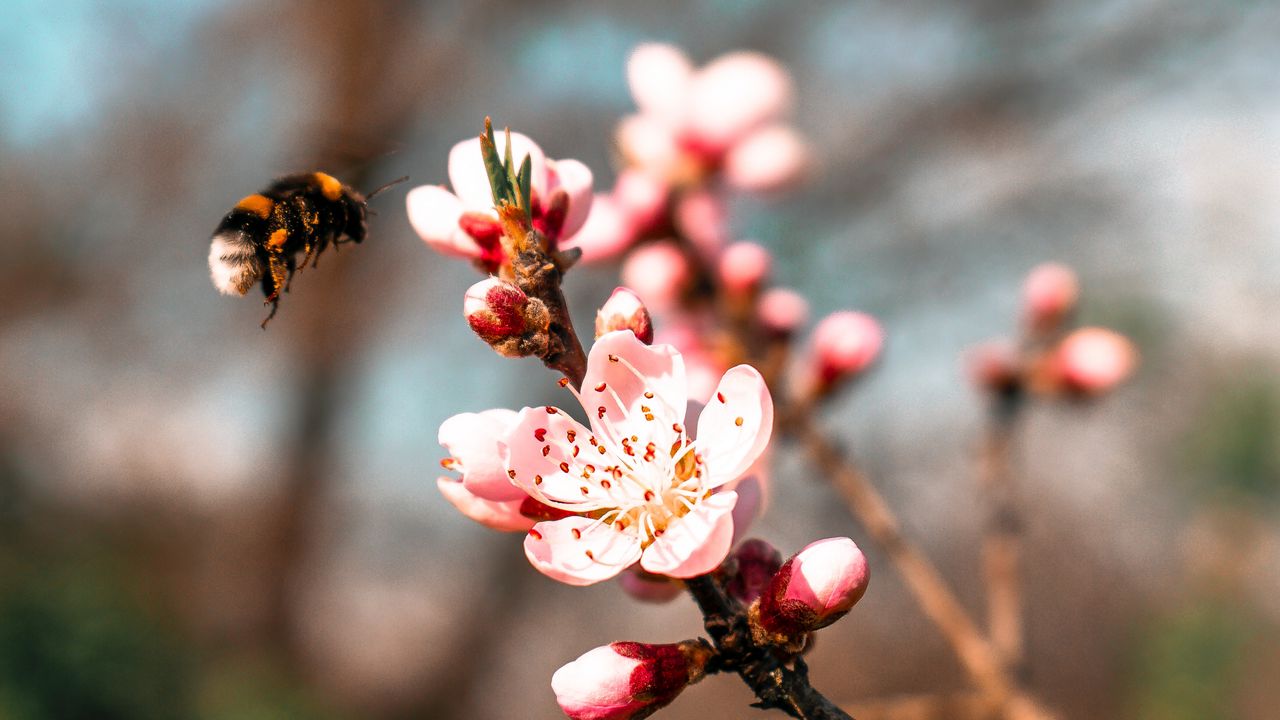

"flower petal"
[406,185,479,258]
[723,125,810,193]
[687,51,793,151]
[439,409,523,501]
[546,158,594,239]
[525,516,642,586]
[639,491,737,578]
[627,43,693,126]
[616,114,680,177]
[448,131,548,209]
[436,477,534,532]
[696,365,773,488]
[559,194,636,263]
[503,406,612,509]
[581,331,687,442]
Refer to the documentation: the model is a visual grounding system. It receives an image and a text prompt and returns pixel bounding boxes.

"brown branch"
[979,393,1027,680]
[785,409,1057,720]
[685,577,854,720]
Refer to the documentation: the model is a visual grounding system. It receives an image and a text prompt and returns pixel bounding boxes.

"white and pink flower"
[551,640,712,720]
[619,44,810,192]
[407,129,594,271]
[439,331,772,585]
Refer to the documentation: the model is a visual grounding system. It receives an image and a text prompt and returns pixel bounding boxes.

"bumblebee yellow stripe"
[313,172,343,201]
[234,193,274,218]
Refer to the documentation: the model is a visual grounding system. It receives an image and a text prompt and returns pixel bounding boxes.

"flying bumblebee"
[208,172,401,328]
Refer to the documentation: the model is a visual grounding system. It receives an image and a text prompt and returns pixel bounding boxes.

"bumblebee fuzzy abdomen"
[209,207,269,296]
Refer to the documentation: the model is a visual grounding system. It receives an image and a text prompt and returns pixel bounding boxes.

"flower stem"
[685,576,854,720]
[979,390,1027,680]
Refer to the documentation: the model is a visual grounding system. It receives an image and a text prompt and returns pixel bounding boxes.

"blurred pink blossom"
[757,287,810,337]
[506,331,773,585]
[1022,262,1079,331]
[620,44,806,192]
[407,129,593,270]
[617,569,684,604]
[718,241,772,293]
[673,188,729,257]
[810,311,884,385]
[551,640,711,720]
[756,537,870,637]
[1053,327,1137,395]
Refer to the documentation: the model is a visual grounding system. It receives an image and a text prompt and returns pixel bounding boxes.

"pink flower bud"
[620,242,690,313]
[718,241,772,294]
[595,287,654,344]
[673,190,728,258]
[1053,327,1137,395]
[756,537,869,639]
[463,277,550,357]
[756,288,809,338]
[1022,263,1078,331]
[723,538,783,605]
[552,640,712,720]
[966,340,1022,394]
[811,311,884,385]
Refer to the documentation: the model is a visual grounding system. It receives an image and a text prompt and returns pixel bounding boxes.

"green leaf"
[517,154,532,218]
[479,118,512,206]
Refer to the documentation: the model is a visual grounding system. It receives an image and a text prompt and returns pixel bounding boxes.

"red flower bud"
[552,640,713,720]
[723,538,783,605]
[754,537,869,641]
[809,311,883,389]
[1051,327,1137,396]
[595,287,654,344]
[718,241,772,294]
[463,277,550,357]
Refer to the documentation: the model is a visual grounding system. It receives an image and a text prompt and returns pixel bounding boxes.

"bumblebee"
[208,171,373,327]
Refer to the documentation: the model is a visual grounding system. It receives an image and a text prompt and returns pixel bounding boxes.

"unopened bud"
[810,311,883,390]
[753,537,869,643]
[722,538,783,605]
[756,288,809,338]
[967,340,1022,394]
[595,287,654,344]
[552,639,713,720]
[1022,263,1078,332]
[1052,327,1137,396]
[463,277,550,358]
[718,241,772,294]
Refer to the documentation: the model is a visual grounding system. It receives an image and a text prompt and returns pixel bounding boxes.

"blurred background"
[2,0,1279,717]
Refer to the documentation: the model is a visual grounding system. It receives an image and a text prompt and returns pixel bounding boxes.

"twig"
[785,409,1056,720]
[685,576,854,720]
[979,392,1027,679]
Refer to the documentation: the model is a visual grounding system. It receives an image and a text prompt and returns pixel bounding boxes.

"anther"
[595,382,607,392]
[507,469,517,479]
[534,474,543,484]
[572,446,580,457]
[644,391,654,399]
[644,490,655,502]
[545,406,558,414]
[735,417,744,426]
[529,529,543,540]
[558,377,569,387]
[542,446,551,457]
[608,354,619,362]
[571,528,582,539]
[717,392,726,403]
[560,462,571,472]
[567,430,577,442]
[534,428,547,441]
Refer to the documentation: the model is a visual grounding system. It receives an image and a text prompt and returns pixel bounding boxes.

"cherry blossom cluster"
[968,263,1138,400]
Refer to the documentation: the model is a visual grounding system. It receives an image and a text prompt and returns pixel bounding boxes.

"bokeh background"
[3,0,1279,718]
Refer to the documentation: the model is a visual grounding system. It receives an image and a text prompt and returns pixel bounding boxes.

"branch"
[685,577,854,720]
[978,392,1027,679]
[785,409,1057,720]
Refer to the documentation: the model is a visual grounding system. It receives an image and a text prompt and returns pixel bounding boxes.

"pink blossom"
[561,194,636,263]
[653,322,725,403]
[620,242,690,313]
[435,477,533,532]
[407,128,593,270]
[507,330,773,585]
[757,288,810,338]
[551,640,712,720]
[1022,263,1079,331]
[718,241,772,293]
[595,287,653,345]
[810,311,884,385]
[756,537,870,637]
[438,409,526,502]
[620,44,801,192]
[673,189,729,258]
[1053,327,1137,395]
[613,169,668,233]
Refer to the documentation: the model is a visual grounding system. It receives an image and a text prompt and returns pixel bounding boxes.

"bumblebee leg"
[260,298,280,329]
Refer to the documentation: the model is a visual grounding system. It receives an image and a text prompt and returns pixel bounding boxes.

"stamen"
[534,428,547,441]
[735,416,744,426]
